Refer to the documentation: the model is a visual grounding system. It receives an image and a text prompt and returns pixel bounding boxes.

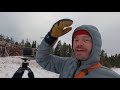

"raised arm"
[36,19,73,74]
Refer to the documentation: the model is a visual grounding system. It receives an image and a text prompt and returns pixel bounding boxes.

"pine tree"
[100,50,107,65]
[68,44,72,57]
[100,49,112,67]
[60,42,67,57]
[21,39,24,46]
[32,41,35,48]
[31,40,37,57]
[5,36,10,43]
[32,40,37,48]
[0,34,5,41]
[10,37,14,45]
[25,39,31,48]
[34,41,36,48]
[117,54,120,67]
[54,40,62,56]
[15,41,19,45]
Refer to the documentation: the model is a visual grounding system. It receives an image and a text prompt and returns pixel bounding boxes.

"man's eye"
[85,39,89,41]
[74,39,79,41]
[84,38,90,42]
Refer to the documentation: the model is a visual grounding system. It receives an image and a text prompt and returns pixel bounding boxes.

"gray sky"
[0,12,120,56]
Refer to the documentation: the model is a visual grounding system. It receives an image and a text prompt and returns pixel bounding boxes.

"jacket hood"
[72,25,102,70]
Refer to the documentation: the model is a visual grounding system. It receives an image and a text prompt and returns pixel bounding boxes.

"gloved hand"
[50,19,73,38]
[44,19,73,46]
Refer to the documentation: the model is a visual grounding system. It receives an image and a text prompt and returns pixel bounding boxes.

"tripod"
[12,57,34,78]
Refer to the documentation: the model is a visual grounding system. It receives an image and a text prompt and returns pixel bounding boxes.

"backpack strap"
[74,63,102,78]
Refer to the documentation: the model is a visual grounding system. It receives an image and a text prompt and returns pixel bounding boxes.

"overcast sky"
[0,12,120,56]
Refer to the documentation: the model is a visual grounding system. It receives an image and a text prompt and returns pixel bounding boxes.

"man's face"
[73,34,93,60]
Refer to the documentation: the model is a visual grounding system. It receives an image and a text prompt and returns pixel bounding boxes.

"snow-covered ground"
[0,56,120,78]
[0,56,59,78]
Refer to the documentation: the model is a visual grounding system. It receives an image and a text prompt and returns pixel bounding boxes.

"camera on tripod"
[12,47,35,78]
[21,47,33,68]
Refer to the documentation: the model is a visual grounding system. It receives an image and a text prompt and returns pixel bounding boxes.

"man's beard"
[73,46,90,60]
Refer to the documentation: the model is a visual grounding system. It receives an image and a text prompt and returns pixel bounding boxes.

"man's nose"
[77,40,84,46]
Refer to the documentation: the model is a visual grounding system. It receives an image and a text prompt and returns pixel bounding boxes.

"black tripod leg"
[27,67,34,78]
[12,67,25,78]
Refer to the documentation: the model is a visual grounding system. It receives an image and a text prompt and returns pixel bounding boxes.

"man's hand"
[50,19,73,38]
[44,19,73,46]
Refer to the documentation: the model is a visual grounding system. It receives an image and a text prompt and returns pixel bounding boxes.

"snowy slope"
[0,56,59,78]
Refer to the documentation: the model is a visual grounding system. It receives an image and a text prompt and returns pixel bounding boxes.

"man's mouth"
[76,49,86,53]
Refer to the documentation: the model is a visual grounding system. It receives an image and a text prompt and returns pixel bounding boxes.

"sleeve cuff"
[44,32,58,46]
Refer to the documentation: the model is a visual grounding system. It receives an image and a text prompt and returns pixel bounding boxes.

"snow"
[111,68,120,75]
[0,56,120,78]
[0,56,59,78]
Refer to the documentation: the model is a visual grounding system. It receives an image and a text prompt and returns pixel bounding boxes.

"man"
[36,19,120,78]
